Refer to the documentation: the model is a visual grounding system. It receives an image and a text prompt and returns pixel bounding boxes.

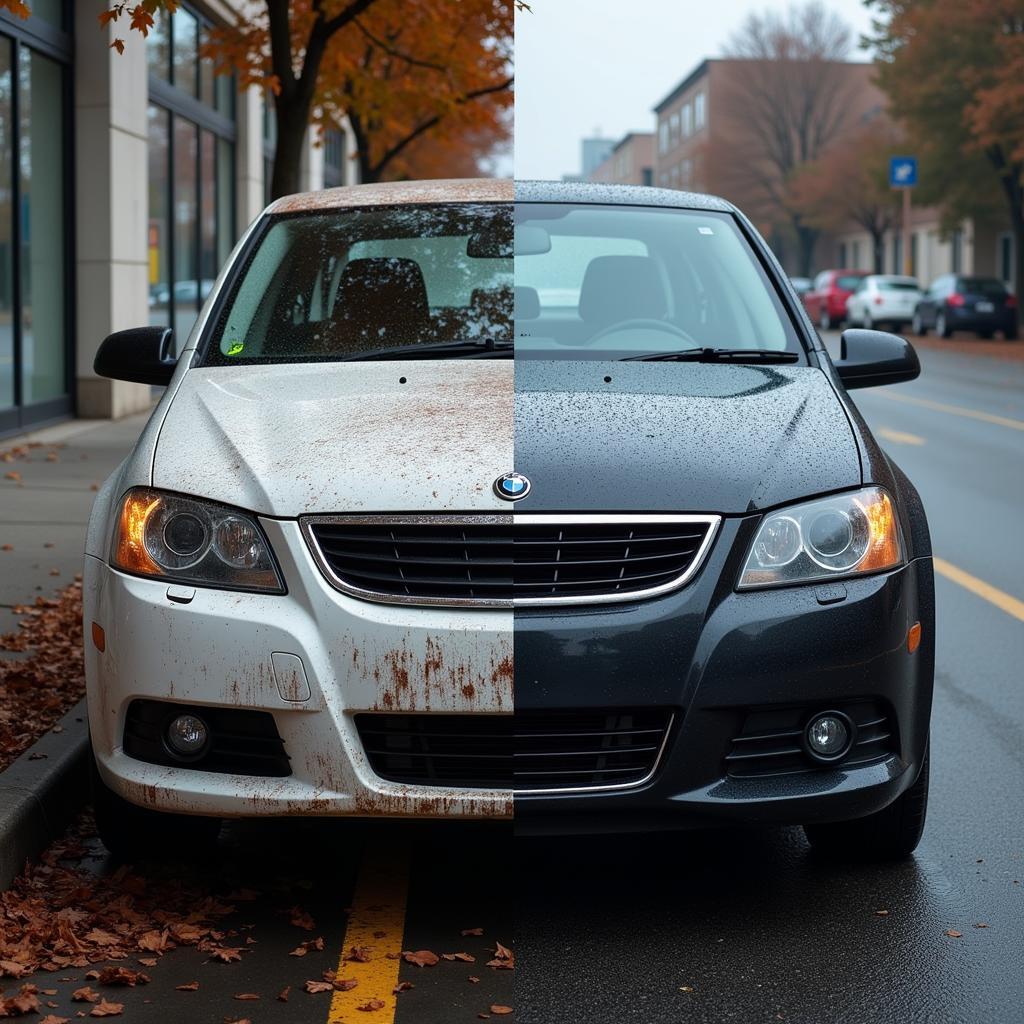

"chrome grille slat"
[302,514,720,608]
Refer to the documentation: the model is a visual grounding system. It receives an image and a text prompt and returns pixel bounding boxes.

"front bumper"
[515,515,934,835]
[84,517,512,819]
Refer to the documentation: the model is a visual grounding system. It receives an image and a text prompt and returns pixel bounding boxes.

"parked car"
[803,269,869,330]
[789,276,813,297]
[912,274,1018,339]
[845,275,923,331]
[87,179,934,863]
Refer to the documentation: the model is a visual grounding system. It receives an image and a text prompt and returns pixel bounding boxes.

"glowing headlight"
[738,487,904,589]
[111,488,284,593]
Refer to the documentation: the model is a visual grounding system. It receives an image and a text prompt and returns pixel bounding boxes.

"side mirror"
[835,329,920,390]
[94,326,177,386]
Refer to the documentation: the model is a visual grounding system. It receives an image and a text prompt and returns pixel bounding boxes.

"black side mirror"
[835,329,920,390]
[94,326,177,386]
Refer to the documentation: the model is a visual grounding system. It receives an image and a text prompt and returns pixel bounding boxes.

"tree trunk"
[796,222,818,278]
[871,231,885,273]
[270,93,314,200]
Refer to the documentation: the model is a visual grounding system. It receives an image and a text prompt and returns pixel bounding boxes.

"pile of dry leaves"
[0,583,86,772]
[0,817,245,983]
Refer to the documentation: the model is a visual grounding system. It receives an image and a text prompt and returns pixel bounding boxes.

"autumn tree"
[713,1,864,275]
[868,0,1024,301]
[793,118,904,272]
[0,0,513,198]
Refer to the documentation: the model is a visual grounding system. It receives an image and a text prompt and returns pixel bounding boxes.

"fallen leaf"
[461,927,484,936]
[974,922,989,929]
[234,993,260,1000]
[403,950,440,967]
[40,1016,70,1024]
[358,999,386,1012]
[334,979,358,992]
[277,986,290,1001]
[393,981,414,993]
[490,1007,514,1016]
[344,945,373,963]
[72,988,101,1003]
[945,929,963,938]
[875,909,890,916]
[90,1001,124,1018]
[304,980,334,994]
[176,982,199,991]
[289,906,316,931]
[442,952,476,963]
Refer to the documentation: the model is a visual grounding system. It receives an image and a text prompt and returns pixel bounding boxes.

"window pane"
[216,68,235,118]
[217,136,234,265]
[147,9,171,81]
[19,48,66,404]
[28,0,64,27]
[0,41,12,412]
[148,105,170,329]
[198,24,215,107]
[172,8,198,98]
[199,128,216,294]
[173,116,198,340]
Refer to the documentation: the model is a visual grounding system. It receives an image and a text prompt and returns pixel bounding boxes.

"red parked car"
[803,269,869,330]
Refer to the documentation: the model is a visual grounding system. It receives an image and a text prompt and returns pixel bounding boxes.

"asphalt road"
[516,337,1024,1023]
[7,339,1024,1024]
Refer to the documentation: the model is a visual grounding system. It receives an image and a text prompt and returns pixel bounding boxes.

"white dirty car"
[84,180,514,856]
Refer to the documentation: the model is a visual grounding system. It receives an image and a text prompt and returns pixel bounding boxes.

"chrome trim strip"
[514,712,676,796]
[300,513,721,609]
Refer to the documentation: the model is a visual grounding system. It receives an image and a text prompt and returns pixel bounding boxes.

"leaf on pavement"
[357,999,386,1012]
[89,1001,125,1017]
[234,993,260,1000]
[461,927,484,936]
[490,1007,514,1016]
[304,980,334,994]
[176,982,199,991]
[289,906,316,931]
[289,937,325,956]
[442,952,476,962]
[945,929,963,938]
[72,987,101,1003]
[344,945,373,963]
[486,942,514,970]
[393,982,414,993]
[334,979,358,992]
[402,950,440,967]
[277,986,290,1001]
[0,984,40,1015]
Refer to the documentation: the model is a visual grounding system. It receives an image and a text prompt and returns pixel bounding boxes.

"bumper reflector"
[907,621,922,653]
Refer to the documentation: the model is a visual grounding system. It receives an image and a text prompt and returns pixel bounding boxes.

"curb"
[0,698,90,891]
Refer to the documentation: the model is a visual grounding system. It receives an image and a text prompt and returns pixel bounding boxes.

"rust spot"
[269,178,512,215]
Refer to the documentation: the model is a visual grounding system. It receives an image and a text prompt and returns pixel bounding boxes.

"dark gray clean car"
[513,181,934,860]
[912,274,1018,339]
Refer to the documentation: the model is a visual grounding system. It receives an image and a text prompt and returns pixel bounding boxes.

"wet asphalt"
[8,339,1024,1024]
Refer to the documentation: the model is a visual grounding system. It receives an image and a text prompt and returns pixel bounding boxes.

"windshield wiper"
[621,347,800,364]
[341,339,513,361]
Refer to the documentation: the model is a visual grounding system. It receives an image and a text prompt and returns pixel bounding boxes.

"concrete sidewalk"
[0,413,152,628]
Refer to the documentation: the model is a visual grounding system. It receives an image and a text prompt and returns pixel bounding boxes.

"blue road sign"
[890,156,918,188]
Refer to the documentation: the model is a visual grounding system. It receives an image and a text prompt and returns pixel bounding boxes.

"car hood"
[152,361,512,516]
[513,361,860,513]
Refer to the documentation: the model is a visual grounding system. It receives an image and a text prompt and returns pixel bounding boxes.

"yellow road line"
[877,427,925,446]
[328,840,411,1024]
[875,391,1024,432]
[934,557,1024,623]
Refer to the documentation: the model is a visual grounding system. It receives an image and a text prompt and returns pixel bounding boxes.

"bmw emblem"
[494,472,531,502]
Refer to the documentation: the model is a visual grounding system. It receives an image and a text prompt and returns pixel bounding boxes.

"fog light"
[166,714,209,757]
[804,711,853,762]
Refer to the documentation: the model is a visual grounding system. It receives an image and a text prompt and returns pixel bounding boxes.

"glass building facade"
[0,3,71,434]
[146,5,236,347]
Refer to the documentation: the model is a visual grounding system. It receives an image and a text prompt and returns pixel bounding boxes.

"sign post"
[890,157,918,276]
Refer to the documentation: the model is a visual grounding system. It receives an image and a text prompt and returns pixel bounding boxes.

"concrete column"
[74,0,152,419]
[237,85,265,229]
[300,127,325,193]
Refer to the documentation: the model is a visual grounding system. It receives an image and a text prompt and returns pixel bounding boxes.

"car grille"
[303,514,719,607]
[355,709,673,792]
[724,700,896,779]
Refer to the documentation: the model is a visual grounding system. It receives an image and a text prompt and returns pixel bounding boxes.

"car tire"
[935,312,952,338]
[91,748,221,861]
[819,309,832,331]
[1005,326,1019,340]
[912,312,926,336]
[803,745,930,862]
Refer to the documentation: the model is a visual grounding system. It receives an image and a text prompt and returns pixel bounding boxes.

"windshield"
[836,275,865,291]
[959,277,1007,298]
[879,279,921,292]
[513,204,801,360]
[204,203,511,364]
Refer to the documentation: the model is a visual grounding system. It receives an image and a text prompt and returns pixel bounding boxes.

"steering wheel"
[587,318,698,349]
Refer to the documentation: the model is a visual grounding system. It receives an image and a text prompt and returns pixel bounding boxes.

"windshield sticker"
[698,227,714,235]
[226,341,245,356]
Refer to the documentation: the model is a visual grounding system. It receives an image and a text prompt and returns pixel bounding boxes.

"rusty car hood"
[152,360,513,516]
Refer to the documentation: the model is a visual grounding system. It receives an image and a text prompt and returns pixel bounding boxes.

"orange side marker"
[907,621,921,654]
[91,622,106,653]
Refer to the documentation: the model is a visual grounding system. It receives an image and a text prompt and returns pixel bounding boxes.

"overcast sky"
[513,0,876,180]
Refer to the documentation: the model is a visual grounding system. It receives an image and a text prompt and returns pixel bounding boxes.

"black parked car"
[912,274,1018,339]
[515,181,934,860]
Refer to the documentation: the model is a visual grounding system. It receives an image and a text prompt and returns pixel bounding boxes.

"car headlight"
[111,488,284,593]
[738,486,904,589]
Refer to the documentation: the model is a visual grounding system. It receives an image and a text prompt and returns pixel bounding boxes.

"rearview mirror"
[835,329,920,390]
[514,225,552,256]
[94,326,177,386]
